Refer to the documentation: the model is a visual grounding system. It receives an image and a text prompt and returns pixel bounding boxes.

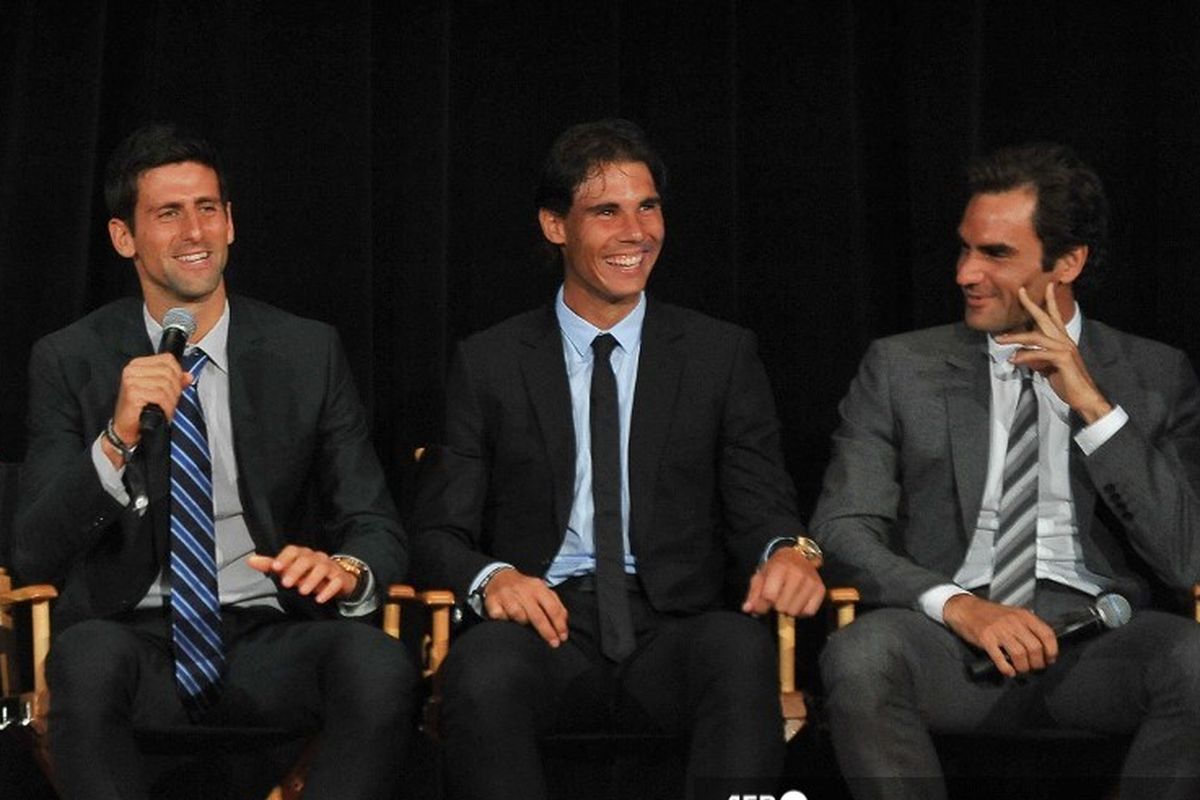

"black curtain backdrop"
[4,0,1200,516]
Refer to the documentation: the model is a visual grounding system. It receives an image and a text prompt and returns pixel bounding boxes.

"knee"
[685,612,776,697]
[47,620,139,696]
[46,620,145,725]
[819,611,914,706]
[327,626,418,730]
[1154,624,1200,712]
[440,622,544,717]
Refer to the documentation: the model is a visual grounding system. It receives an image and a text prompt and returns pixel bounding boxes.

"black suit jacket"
[14,295,405,630]
[413,298,805,614]
[811,320,1200,610]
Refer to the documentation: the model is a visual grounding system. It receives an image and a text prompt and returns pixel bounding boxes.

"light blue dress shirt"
[545,287,645,583]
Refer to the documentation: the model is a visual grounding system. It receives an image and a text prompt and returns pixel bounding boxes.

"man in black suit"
[413,119,826,799]
[813,143,1200,799]
[14,123,414,799]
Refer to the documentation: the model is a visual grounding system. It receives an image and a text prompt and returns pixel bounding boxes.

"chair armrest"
[829,587,861,628]
[382,584,416,639]
[0,585,59,605]
[0,581,57,698]
[381,585,456,678]
[776,585,860,741]
[418,590,455,677]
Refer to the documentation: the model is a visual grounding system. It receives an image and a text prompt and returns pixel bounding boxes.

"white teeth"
[177,252,209,263]
[606,254,642,267]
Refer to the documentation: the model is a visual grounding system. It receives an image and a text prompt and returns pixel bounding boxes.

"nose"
[956,249,982,286]
[180,208,203,240]
[618,211,646,243]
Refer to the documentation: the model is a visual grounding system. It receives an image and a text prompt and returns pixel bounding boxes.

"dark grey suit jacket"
[413,298,805,613]
[811,320,1200,610]
[14,295,405,630]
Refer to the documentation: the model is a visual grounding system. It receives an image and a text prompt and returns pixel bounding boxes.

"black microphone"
[138,307,197,435]
[967,593,1132,680]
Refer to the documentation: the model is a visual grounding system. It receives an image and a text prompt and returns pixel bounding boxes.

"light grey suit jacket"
[811,320,1200,610]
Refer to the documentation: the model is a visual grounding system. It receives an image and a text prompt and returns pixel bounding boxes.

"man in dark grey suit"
[413,119,826,799]
[814,143,1200,799]
[15,124,414,799]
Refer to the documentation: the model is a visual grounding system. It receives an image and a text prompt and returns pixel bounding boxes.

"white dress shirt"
[91,302,375,615]
[919,305,1128,622]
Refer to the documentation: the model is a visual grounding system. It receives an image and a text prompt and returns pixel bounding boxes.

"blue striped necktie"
[169,349,225,712]
[989,372,1039,607]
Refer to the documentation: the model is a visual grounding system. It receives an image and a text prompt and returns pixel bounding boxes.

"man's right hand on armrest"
[483,569,570,648]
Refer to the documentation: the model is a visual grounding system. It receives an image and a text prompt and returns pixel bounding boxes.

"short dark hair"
[967,142,1108,272]
[104,122,228,228]
[534,118,667,215]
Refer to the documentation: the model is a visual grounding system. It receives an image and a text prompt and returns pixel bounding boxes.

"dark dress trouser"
[47,606,417,800]
[439,582,785,800]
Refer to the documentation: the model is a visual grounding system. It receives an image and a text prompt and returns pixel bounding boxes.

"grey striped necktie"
[989,372,1039,607]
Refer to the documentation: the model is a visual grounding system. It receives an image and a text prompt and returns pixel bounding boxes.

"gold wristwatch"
[331,555,369,602]
[791,536,824,566]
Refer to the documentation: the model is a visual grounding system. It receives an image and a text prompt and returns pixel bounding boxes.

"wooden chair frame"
[1,567,448,800]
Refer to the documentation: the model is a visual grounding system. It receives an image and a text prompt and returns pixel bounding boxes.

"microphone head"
[161,307,197,339]
[1094,593,1132,629]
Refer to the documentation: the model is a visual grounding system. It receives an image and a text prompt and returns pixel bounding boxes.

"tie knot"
[591,333,618,363]
[183,349,209,379]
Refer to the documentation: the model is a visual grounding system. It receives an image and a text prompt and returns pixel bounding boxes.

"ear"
[108,218,136,259]
[225,201,235,245]
[1052,244,1087,285]
[538,208,566,246]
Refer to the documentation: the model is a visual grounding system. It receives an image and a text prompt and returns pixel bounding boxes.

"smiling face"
[956,186,1080,334]
[108,160,233,326]
[539,160,664,329]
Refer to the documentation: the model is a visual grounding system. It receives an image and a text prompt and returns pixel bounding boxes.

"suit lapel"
[225,297,275,551]
[518,307,576,537]
[628,301,683,551]
[944,330,991,542]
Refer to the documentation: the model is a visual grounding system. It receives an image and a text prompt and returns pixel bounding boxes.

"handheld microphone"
[967,593,1132,680]
[138,307,197,435]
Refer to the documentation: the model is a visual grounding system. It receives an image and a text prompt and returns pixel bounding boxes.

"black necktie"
[590,334,636,661]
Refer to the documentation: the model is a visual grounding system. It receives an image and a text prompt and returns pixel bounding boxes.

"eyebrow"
[978,242,1017,257]
[959,234,1016,257]
[149,196,223,212]
[582,196,661,214]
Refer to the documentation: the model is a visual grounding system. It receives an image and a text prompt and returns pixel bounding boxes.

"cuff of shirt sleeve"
[918,583,972,625]
[467,562,516,618]
[1073,404,1128,456]
[335,558,379,617]
[762,536,793,564]
[92,435,130,506]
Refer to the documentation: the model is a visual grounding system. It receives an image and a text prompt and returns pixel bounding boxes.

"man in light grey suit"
[813,143,1200,799]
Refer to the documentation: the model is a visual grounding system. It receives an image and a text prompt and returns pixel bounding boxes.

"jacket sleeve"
[410,344,496,600]
[810,340,958,607]
[1080,346,1200,591]
[14,334,130,585]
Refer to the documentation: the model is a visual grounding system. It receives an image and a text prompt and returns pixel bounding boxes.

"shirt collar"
[554,286,646,360]
[987,301,1083,377]
[143,301,231,374]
